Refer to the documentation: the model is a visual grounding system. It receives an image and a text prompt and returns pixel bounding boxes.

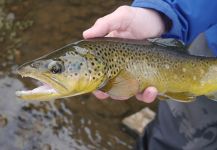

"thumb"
[83,6,133,39]
[136,87,158,103]
[83,15,121,39]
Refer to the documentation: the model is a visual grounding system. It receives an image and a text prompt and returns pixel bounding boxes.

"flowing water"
[0,0,157,149]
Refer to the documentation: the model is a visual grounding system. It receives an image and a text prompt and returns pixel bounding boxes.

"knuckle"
[115,5,132,19]
[117,5,130,11]
[95,18,103,24]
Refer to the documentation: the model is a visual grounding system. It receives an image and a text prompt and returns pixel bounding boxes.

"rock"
[15,49,21,63]
[42,144,51,150]
[0,114,8,127]
[0,0,5,5]
[122,107,155,135]
[6,13,15,22]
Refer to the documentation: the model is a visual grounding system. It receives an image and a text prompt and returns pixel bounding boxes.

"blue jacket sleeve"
[132,0,217,44]
[205,25,217,56]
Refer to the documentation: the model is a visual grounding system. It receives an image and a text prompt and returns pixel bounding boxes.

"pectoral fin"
[158,92,196,102]
[100,70,139,100]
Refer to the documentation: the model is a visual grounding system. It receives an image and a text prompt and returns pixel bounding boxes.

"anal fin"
[158,92,196,102]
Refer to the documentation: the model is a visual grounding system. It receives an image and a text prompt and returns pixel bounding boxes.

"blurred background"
[0,0,158,149]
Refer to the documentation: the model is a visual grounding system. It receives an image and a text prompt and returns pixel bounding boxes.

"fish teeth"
[15,91,23,97]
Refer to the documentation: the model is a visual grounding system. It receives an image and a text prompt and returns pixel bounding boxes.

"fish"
[16,37,217,102]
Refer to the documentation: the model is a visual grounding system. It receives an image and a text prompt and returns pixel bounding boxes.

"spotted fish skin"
[16,38,217,101]
[77,38,217,102]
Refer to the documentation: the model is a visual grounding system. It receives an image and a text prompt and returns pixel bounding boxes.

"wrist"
[138,8,167,37]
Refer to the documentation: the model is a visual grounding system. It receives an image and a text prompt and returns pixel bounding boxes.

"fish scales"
[80,39,216,93]
[16,38,217,102]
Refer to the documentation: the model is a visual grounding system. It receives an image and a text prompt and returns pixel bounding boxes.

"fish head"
[16,44,107,101]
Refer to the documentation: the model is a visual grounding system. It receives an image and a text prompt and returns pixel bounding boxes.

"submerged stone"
[122,107,155,135]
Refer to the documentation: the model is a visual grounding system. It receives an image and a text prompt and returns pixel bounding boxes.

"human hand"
[83,6,166,103]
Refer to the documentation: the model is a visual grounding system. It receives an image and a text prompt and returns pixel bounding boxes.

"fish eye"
[48,61,64,74]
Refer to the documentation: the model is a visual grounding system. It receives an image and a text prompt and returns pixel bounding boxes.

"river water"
[0,0,157,149]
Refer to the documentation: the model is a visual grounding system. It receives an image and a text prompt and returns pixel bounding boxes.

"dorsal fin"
[148,38,188,53]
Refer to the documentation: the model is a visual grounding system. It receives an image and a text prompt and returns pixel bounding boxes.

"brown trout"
[16,38,217,102]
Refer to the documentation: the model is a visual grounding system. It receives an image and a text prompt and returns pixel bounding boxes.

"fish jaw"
[16,65,67,101]
[16,73,105,101]
[16,83,60,101]
[16,73,64,101]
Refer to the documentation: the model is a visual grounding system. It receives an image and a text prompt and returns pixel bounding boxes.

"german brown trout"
[16,38,217,102]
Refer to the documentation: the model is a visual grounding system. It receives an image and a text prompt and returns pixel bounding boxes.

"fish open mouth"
[16,75,58,99]
[16,82,57,96]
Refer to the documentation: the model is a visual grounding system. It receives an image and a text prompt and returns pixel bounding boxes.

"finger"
[93,90,109,100]
[136,87,158,103]
[83,6,135,39]
[110,95,130,100]
[106,30,135,39]
[83,14,121,39]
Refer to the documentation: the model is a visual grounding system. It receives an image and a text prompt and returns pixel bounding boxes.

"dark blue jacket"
[132,0,217,55]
